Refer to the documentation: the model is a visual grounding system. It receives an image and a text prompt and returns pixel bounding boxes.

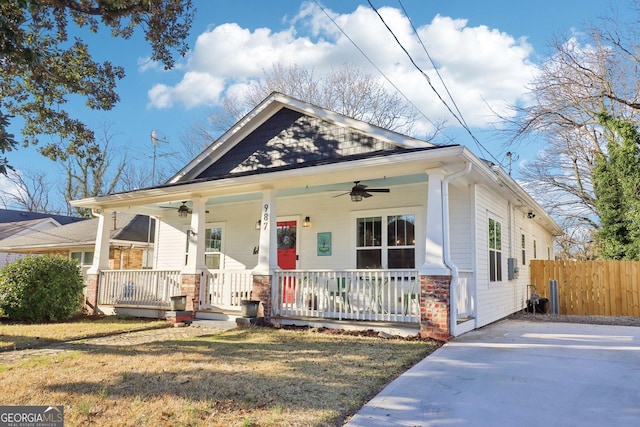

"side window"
[489,218,502,282]
[533,240,537,259]
[521,234,526,266]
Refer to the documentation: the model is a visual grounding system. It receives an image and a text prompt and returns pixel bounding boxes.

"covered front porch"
[75,145,482,340]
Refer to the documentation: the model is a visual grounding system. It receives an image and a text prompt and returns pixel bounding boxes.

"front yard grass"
[0,316,170,351]
[0,324,440,426]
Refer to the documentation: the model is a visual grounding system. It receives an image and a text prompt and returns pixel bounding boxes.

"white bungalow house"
[71,92,561,340]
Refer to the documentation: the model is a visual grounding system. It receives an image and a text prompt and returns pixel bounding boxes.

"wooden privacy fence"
[530,260,640,317]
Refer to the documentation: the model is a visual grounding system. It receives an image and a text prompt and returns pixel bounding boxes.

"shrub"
[0,255,85,322]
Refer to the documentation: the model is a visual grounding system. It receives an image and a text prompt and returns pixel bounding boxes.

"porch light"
[177,202,190,218]
[351,193,363,202]
[303,216,311,227]
[255,220,261,230]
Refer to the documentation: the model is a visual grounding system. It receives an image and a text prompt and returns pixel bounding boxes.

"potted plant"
[170,295,187,311]
[240,299,260,318]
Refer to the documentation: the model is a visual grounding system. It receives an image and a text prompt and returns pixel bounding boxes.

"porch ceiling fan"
[158,201,208,217]
[333,181,390,202]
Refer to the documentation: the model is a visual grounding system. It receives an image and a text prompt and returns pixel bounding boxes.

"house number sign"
[263,204,269,230]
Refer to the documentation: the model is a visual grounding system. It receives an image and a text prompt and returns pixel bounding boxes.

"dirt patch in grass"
[0,326,440,426]
[0,315,170,352]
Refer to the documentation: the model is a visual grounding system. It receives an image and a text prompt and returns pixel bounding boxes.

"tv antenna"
[506,152,519,176]
[150,130,171,185]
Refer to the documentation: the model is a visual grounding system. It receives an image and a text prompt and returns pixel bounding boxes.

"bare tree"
[512,2,640,258]
[209,62,419,135]
[64,124,127,216]
[0,169,61,213]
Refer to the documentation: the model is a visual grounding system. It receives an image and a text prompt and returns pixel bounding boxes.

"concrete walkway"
[346,320,640,426]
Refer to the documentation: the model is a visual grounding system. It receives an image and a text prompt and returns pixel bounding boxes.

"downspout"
[442,162,472,335]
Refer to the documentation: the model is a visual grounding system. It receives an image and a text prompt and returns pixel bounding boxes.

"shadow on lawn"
[40,327,437,423]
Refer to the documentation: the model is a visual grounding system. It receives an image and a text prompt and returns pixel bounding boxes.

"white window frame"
[204,223,225,269]
[184,222,225,269]
[352,208,419,269]
[488,217,503,282]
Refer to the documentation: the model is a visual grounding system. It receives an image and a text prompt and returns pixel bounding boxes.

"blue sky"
[3,0,621,206]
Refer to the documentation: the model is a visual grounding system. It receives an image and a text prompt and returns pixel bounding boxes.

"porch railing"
[273,270,420,323]
[456,269,475,319]
[99,270,181,307]
[202,269,253,309]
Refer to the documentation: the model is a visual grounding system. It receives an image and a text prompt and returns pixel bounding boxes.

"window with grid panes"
[489,218,502,282]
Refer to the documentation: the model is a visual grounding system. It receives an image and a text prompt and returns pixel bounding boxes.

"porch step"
[195,311,240,322]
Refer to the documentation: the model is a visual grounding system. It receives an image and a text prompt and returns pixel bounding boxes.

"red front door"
[277,221,297,302]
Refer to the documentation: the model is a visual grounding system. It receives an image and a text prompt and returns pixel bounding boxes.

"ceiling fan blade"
[332,191,351,198]
[364,188,390,193]
[361,192,373,198]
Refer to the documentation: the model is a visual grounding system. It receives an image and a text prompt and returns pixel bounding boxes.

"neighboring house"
[0,209,86,265]
[70,92,562,340]
[0,212,155,275]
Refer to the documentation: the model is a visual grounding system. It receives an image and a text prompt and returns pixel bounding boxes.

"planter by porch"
[170,295,187,311]
[240,299,260,318]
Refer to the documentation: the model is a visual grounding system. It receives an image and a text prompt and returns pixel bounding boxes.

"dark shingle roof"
[0,209,85,225]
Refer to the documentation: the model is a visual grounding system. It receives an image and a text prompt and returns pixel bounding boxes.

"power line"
[311,0,442,134]
[367,0,504,166]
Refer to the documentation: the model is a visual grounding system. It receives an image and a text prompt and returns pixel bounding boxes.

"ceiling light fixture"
[177,202,190,218]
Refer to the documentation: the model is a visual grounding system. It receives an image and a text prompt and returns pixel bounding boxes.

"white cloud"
[146,3,538,134]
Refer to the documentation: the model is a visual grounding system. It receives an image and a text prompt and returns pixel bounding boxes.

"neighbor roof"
[0,208,85,225]
[0,212,154,252]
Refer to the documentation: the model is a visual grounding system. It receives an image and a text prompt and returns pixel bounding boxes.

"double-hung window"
[356,214,415,269]
[204,226,223,269]
[488,218,502,282]
[184,224,224,268]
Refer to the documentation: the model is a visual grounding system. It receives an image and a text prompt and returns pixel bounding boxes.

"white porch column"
[253,189,278,275]
[420,169,451,276]
[87,209,113,275]
[183,198,207,273]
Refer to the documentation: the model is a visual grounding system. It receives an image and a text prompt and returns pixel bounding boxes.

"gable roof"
[0,212,154,252]
[171,92,433,183]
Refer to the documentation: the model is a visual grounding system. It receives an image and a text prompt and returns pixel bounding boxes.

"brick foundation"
[252,275,272,323]
[85,274,100,315]
[420,275,452,341]
[180,273,203,312]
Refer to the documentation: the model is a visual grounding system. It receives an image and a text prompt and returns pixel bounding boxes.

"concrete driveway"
[346,320,640,426]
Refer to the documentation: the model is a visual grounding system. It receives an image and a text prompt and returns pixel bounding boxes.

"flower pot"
[170,295,187,311]
[240,299,260,318]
